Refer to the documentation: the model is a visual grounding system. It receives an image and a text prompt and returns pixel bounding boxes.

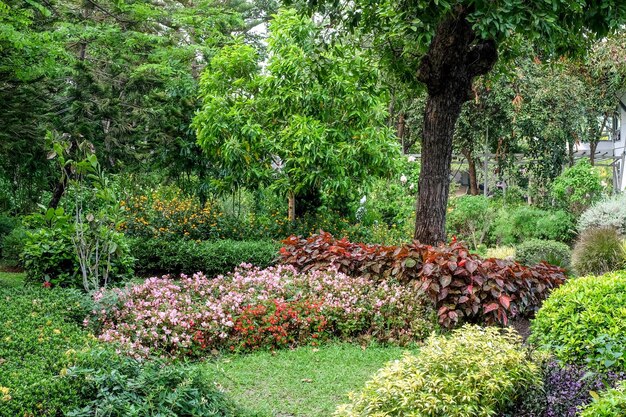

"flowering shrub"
[280,231,566,328]
[233,299,328,350]
[90,264,436,357]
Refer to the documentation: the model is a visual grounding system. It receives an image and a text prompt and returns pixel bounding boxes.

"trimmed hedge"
[131,238,279,276]
[530,272,626,371]
[515,238,571,270]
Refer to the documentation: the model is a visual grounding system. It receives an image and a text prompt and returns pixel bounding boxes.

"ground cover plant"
[0,284,95,416]
[90,264,436,357]
[281,231,566,328]
[334,325,540,417]
[499,360,626,417]
[578,381,626,417]
[531,272,626,371]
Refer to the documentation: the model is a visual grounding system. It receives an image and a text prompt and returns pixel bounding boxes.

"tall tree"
[194,9,400,220]
[296,0,626,244]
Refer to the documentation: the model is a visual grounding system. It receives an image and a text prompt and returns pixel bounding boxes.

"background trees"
[194,9,400,220]
[295,0,626,244]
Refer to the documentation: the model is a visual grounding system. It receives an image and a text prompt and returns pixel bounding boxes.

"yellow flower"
[0,386,10,402]
[53,329,61,335]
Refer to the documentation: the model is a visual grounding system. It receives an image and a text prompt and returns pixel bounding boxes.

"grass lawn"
[203,343,419,417]
[0,271,25,288]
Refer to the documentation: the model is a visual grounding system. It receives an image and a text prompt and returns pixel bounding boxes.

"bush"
[578,193,626,235]
[0,213,16,253]
[0,286,95,416]
[22,223,134,288]
[516,238,571,270]
[571,227,626,276]
[65,349,241,417]
[491,205,576,245]
[551,158,604,216]
[0,226,25,267]
[447,195,496,249]
[280,232,566,328]
[131,238,279,276]
[499,360,626,417]
[334,325,540,417]
[579,381,626,417]
[91,265,436,357]
[530,272,626,371]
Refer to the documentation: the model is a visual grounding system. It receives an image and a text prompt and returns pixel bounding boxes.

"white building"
[572,95,626,192]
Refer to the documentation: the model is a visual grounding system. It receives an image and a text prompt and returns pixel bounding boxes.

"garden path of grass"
[203,343,419,417]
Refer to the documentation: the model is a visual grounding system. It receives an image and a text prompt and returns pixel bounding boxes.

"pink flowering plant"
[89,264,436,357]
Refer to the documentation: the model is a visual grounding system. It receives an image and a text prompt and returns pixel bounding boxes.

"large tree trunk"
[413,10,497,244]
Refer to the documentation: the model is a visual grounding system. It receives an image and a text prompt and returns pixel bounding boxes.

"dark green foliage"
[1,226,26,267]
[131,238,279,276]
[572,227,626,276]
[516,239,571,270]
[65,349,242,417]
[531,272,626,371]
[22,223,134,288]
[491,206,575,245]
[0,286,95,416]
[447,196,495,249]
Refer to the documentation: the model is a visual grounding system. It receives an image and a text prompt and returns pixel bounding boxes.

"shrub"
[551,158,604,216]
[499,360,626,417]
[0,226,25,267]
[131,238,279,276]
[530,272,626,371]
[491,206,576,245]
[516,239,571,270]
[0,286,95,416]
[578,381,626,417]
[571,227,626,276]
[22,223,134,288]
[65,349,241,417]
[334,325,540,417]
[578,193,626,235]
[91,265,436,357]
[280,232,566,328]
[446,195,496,249]
[0,213,16,254]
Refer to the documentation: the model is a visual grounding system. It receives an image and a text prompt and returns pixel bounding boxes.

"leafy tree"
[195,9,400,220]
[296,0,626,244]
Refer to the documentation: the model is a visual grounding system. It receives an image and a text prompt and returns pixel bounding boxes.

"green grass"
[0,271,25,288]
[203,343,418,417]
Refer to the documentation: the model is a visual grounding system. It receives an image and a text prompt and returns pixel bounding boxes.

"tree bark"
[288,191,296,222]
[413,10,497,244]
[462,148,479,195]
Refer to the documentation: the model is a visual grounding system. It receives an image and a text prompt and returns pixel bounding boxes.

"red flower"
[43,281,52,288]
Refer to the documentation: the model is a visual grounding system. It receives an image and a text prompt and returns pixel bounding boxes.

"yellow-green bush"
[578,381,626,417]
[334,325,540,417]
[530,272,626,371]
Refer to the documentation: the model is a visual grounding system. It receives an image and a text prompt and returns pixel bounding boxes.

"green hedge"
[131,238,279,276]
[530,272,626,371]
[515,239,571,270]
